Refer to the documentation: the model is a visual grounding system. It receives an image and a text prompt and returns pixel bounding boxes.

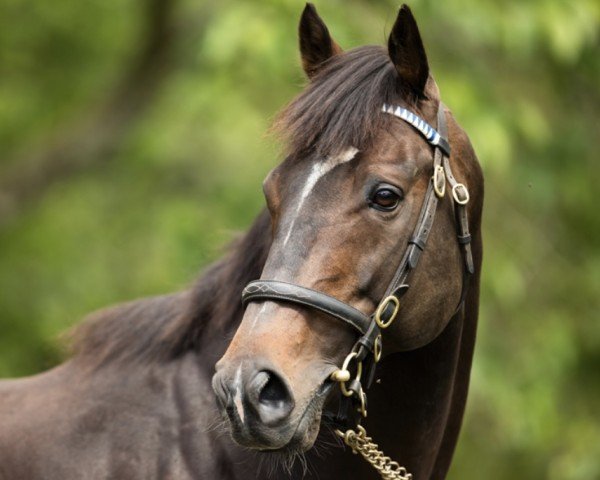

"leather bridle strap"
[443,155,474,275]
[380,142,444,298]
[242,280,371,335]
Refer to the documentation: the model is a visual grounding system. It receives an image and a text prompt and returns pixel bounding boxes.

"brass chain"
[335,425,413,480]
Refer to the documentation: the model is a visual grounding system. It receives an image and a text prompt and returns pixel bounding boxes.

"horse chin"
[259,413,320,455]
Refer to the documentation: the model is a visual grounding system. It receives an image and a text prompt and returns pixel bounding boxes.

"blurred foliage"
[0,0,598,478]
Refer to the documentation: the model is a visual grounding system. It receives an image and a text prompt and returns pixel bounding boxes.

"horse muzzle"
[212,360,334,451]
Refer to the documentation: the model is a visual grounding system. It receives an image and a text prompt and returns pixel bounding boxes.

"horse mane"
[272,45,416,158]
[69,210,272,367]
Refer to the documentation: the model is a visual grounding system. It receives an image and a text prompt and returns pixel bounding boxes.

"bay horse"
[0,4,483,480]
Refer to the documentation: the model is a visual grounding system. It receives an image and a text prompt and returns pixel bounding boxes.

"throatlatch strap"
[242,280,372,335]
[442,155,474,274]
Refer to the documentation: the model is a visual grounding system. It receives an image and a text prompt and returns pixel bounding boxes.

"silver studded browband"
[382,103,451,157]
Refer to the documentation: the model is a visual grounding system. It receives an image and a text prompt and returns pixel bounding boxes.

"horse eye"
[370,186,402,211]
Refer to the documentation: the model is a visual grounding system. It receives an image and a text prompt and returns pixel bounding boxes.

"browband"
[382,103,451,156]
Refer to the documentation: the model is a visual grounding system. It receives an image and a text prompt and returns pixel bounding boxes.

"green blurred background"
[0,0,598,478]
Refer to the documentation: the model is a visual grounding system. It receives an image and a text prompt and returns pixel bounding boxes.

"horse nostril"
[252,370,294,425]
[259,372,290,408]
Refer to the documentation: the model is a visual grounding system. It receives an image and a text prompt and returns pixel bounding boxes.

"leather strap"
[242,280,372,335]
[442,155,474,274]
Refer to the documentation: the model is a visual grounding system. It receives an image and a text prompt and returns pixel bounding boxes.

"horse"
[0,4,483,479]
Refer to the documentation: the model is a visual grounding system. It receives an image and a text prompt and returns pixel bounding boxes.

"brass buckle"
[452,183,470,205]
[373,334,383,363]
[374,295,400,329]
[433,165,445,198]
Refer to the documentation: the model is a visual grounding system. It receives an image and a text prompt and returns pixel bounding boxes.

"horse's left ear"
[388,5,429,98]
[299,3,342,79]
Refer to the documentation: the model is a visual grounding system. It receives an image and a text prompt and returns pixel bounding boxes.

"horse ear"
[299,3,342,79]
[388,5,429,98]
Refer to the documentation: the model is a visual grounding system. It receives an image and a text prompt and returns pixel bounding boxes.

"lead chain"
[335,425,412,480]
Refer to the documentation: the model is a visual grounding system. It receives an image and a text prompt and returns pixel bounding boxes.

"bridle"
[241,102,473,479]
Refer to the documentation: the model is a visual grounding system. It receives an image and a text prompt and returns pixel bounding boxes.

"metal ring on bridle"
[374,295,400,329]
[374,334,383,363]
[332,352,363,397]
[357,388,367,418]
[452,183,470,205]
[433,165,445,198]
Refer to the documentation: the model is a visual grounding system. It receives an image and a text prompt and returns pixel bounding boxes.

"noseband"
[241,102,473,478]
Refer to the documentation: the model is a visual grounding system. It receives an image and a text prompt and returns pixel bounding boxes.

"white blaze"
[233,364,244,424]
[281,147,359,247]
[248,147,359,333]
